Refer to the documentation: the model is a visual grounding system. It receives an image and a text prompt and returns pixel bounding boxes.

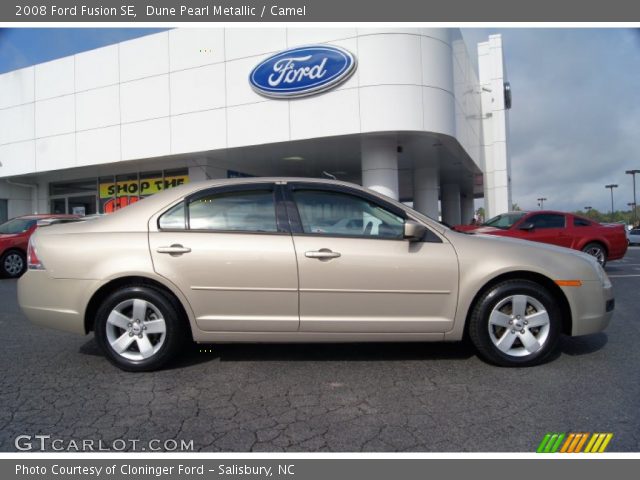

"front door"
[149,184,299,332]
[287,184,459,333]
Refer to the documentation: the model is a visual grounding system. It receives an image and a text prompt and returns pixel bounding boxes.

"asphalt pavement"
[1,248,639,452]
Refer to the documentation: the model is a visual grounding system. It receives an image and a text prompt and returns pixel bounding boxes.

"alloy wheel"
[105,298,167,361]
[487,294,551,357]
[4,253,24,277]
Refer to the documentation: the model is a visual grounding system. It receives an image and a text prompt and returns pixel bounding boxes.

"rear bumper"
[566,280,614,336]
[17,270,97,335]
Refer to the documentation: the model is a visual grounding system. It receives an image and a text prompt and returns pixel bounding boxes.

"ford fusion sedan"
[18,179,614,371]
[0,214,78,278]
[454,211,627,267]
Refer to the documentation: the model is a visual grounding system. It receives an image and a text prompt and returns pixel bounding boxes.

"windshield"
[0,218,37,234]
[482,212,526,229]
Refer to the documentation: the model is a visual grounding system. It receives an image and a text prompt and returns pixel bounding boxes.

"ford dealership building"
[0,28,511,224]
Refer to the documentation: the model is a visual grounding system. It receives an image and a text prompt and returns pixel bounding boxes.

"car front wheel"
[1,250,26,278]
[94,286,186,371]
[468,280,561,367]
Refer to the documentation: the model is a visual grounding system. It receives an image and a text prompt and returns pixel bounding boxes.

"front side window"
[292,189,404,239]
[528,214,565,229]
[188,190,278,232]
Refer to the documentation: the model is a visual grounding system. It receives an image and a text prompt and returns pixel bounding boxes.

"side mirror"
[519,222,535,231]
[404,220,427,242]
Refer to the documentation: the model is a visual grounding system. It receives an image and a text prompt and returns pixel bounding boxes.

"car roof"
[37,177,447,235]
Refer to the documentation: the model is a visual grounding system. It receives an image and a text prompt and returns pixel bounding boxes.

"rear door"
[286,183,459,333]
[149,183,299,332]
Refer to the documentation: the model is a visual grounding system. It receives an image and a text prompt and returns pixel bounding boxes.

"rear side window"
[527,214,565,229]
[188,190,277,232]
[159,191,278,232]
[159,203,186,230]
[573,217,592,227]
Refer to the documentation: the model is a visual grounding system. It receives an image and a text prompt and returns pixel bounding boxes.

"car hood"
[443,229,601,282]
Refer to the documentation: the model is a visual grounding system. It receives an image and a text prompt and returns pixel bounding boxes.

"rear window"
[0,218,37,234]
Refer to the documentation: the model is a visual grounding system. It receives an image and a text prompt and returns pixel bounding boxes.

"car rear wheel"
[1,250,26,278]
[94,286,186,372]
[582,242,607,267]
[469,280,561,367]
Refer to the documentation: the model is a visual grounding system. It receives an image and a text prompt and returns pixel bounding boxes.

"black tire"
[582,242,607,267]
[1,249,26,278]
[94,285,186,372]
[468,280,561,367]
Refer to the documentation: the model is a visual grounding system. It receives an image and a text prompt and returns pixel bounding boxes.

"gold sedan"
[18,178,614,371]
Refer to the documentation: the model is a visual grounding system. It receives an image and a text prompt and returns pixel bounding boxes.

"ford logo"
[249,45,357,99]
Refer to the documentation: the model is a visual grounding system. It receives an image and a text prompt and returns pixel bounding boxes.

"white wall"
[478,34,511,218]
[0,28,483,181]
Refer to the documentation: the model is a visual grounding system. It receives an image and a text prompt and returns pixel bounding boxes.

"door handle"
[305,249,341,259]
[157,244,191,255]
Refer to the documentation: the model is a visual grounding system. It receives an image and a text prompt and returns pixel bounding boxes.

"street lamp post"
[605,184,618,220]
[537,197,547,209]
[626,169,640,226]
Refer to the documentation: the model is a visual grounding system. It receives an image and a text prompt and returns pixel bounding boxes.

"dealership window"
[292,190,404,239]
[0,199,7,224]
[51,169,189,215]
[49,178,98,216]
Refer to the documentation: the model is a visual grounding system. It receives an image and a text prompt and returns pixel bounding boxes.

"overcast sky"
[1,28,639,214]
[462,28,640,213]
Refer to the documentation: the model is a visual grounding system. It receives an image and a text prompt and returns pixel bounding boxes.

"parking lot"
[1,248,639,452]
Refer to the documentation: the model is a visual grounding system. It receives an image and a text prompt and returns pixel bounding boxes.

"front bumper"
[565,280,614,336]
[17,270,98,335]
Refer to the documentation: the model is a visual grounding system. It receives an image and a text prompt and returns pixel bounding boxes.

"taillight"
[27,238,46,270]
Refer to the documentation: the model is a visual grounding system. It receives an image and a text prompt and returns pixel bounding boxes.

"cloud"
[464,28,640,213]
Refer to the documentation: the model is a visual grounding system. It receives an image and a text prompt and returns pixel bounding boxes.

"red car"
[0,214,79,278]
[454,211,627,266]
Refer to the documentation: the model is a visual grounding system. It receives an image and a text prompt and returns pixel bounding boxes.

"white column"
[478,34,511,218]
[460,192,475,224]
[441,183,461,226]
[361,137,399,200]
[413,166,439,219]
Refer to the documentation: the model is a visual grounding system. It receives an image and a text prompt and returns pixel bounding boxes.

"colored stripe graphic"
[584,433,614,453]
[560,433,589,453]
[537,433,565,453]
[538,433,613,453]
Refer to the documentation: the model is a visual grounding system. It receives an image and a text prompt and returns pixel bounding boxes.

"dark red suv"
[0,215,79,278]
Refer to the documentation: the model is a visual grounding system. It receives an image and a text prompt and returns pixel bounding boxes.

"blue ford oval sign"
[249,45,356,99]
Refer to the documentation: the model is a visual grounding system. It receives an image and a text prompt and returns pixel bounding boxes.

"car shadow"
[172,340,476,368]
[557,332,608,356]
[78,334,607,371]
